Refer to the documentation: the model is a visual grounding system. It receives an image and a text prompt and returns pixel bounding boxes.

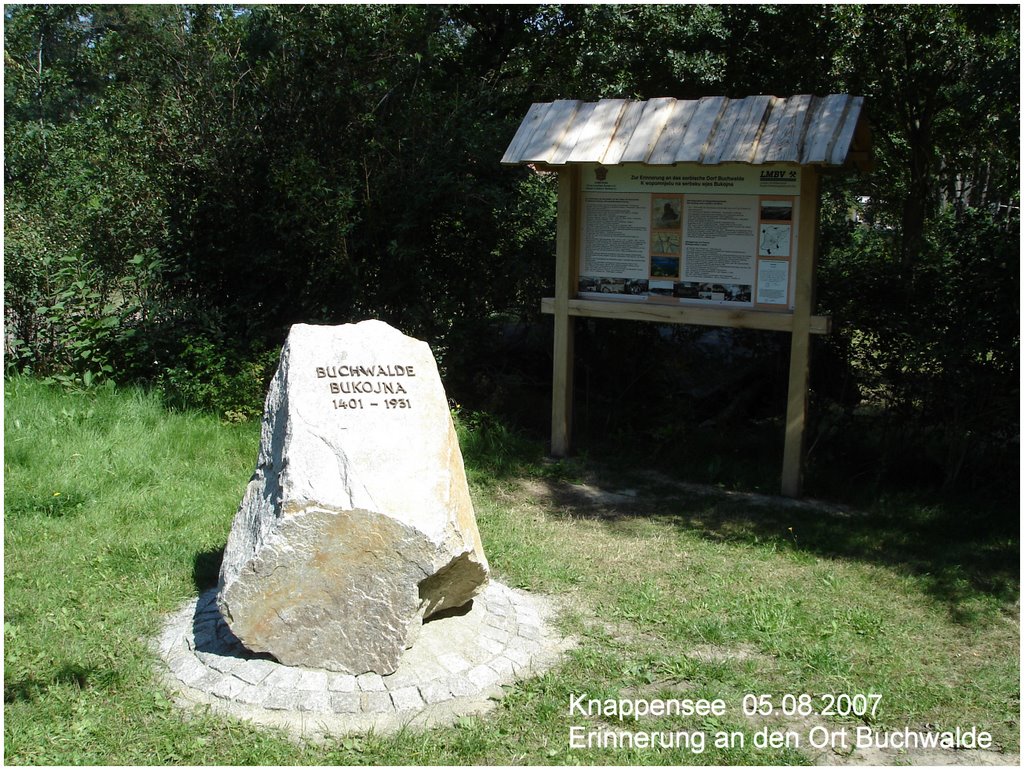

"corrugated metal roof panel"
[502,94,868,169]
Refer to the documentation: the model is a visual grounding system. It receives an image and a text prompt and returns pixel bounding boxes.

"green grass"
[4,377,1019,764]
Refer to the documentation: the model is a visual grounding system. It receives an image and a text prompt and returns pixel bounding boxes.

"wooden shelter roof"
[501,94,870,171]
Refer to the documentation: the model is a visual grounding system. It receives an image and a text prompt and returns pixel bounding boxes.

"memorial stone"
[217,321,489,675]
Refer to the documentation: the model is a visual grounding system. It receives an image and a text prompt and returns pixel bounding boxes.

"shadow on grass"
[193,546,225,592]
[4,663,116,704]
[464,407,1017,625]
[527,474,1019,625]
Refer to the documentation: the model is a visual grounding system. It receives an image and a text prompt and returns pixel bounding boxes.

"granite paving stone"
[397,658,449,684]
[233,658,277,685]
[296,670,329,691]
[158,631,180,656]
[176,658,215,688]
[327,673,357,692]
[168,652,198,678]
[360,691,394,712]
[465,664,501,690]
[390,686,425,711]
[518,625,543,641]
[195,608,221,623]
[515,637,543,654]
[211,676,248,701]
[381,668,421,690]
[262,691,297,711]
[477,636,506,655]
[356,672,386,692]
[196,593,216,612]
[437,652,471,674]
[447,676,481,698]
[263,666,303,689]
[485,615,516,632]
[234,685,268,706]
[206,654,245,675]
[516,610,542,626]
[294,690,333,713]
[486,656,516,679]
[331,692,361,714]
[418,680,454,704]
[205,635,235,656]
[503,647,532,669]
[194,650,222,667]
[155,581,572,736]
[486,602,509,618]
[192,618,216,636]
[461,643,492,665]
[480,623,509,641]
[192,670,224,693]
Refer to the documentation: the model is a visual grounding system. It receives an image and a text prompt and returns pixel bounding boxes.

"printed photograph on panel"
[652,197,682,229]
[648,280,675,298]
[650,231,682,255]
[760,199,793,221]
[650,256,681,279]
[674,281,751,303]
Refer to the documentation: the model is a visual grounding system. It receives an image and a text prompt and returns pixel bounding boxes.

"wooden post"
[551,167,579,456]
[781,168,820,497]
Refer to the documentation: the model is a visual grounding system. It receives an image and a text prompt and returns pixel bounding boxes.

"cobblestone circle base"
[153,582,573,738]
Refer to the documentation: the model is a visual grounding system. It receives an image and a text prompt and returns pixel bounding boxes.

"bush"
[3,199,129,388]
[158,335,280,421]
[815,205,1019,493]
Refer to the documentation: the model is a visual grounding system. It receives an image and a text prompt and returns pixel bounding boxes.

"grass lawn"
[4,377,1019,764]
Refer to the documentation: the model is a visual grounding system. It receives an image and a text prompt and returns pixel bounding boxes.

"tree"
[4,4,1018,494]
[835,5,1019,266]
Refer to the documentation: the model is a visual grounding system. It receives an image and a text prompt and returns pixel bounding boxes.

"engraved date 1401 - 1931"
[332,398,411,411]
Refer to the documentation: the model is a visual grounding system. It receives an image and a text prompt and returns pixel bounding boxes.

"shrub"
[157,335,280,421]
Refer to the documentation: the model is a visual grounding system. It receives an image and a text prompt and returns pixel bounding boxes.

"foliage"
[836,5,1019,264]
[3,197,158,387]
[816,205,1019,491]
[3,4,1019,494]
[453,407,549,482]
[157,335,279,422]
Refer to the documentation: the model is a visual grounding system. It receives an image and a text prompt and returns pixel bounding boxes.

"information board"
[578,164,800,310]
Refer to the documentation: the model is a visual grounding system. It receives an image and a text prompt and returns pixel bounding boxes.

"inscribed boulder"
[217,321,488,674]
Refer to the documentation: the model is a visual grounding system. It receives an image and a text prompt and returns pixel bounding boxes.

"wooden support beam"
[541,298,831,335]
[781,168,821,497]
[550,167,579,456]
[537,159,830,496]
